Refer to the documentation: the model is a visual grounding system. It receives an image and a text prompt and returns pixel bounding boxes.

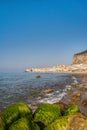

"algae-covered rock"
[2,102,32,127]
[44,116,69,130]
[45,113,87,130]
[34,103,62,126]
[16,102,32,118]
[9,117,40,130]
[0,117,5,130]
[2,104,18,127]
[8,118,29,130]
[64,104,80,116]
[31,121,40,130]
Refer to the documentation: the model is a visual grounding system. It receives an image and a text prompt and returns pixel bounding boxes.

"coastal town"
[25,50,87,73]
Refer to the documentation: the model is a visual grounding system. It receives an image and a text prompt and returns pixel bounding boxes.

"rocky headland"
[25,50,87,74]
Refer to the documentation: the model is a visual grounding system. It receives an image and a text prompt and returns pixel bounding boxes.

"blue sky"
[0,0,87,72]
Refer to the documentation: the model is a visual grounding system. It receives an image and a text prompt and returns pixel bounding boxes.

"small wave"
[37,85,72,104]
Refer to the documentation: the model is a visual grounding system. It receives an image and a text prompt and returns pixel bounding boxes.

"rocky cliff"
[73,50,87,64]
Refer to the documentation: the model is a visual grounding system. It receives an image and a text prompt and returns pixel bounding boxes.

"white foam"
[37,91,66,104]
[72,76,78,84]
[37,84,72,104]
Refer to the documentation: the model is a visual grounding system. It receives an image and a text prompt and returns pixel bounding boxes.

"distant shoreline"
[25,64,87,75]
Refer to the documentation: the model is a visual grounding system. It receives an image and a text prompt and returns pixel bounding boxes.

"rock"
[44,113,87,130]
[64,104,80,116]
[2,102,32,127]
[43,89,54,94]
[54,102,68,112]
[1,102,87,130]
[81,99,87,107]
[68,113,87,130]
[71,92,81,102]
[33,103,62,127]
[8,117,40,130]
[73,50,87,64]
[36,75,41,78]
[44,116,69,130]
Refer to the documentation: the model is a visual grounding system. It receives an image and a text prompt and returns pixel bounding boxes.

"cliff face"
[73,50,87,64]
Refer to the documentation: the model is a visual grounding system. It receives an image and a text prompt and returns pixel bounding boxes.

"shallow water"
[0,72,81,111]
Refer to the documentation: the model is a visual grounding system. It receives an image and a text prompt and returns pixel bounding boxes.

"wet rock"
[67,113,87,130]
[43,89,54,94]
[78,91,87,116]
[71,92,81,102]
[81,99,87,107]
[54,83,60,87]
[54,102,68,112]
[36,75,41,78]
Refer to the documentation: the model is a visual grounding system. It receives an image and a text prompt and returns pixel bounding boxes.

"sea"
[0,72,82,112]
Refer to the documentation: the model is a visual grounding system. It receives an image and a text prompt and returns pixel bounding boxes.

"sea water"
[0,72,80,111]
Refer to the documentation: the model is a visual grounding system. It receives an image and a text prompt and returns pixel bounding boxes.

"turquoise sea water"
[0,72,81,111]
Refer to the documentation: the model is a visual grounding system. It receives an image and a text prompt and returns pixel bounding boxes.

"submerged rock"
[36,75,41,78]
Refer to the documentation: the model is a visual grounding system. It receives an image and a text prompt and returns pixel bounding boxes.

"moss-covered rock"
[2,102,32,127]
[44,116,69,130]
[9,117,40,130]
[31,121,40,130]
[45,113,87,130]
[64,104,80,116]
[33,103,62,126]
[0,117,5,130]
[16,102,32,119]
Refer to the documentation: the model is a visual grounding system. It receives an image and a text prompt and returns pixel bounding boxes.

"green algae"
[44,116,69,130]
[34,103,62,126]
[8,117,40,130]
[0,117,5,130]
[16,102,32,119]
[2,102,32,127]
[64,104,80,116]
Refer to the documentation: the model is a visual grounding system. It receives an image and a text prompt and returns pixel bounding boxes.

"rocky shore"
[25,50,87,74]
[25,64,87,73]
[1,50,87,129]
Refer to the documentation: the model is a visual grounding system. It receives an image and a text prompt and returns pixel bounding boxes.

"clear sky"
[0,0,87,72]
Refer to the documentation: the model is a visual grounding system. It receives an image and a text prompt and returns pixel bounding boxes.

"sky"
[0,0,87,72]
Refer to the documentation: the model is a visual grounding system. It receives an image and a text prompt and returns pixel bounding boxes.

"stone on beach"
[43,89,54,94]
